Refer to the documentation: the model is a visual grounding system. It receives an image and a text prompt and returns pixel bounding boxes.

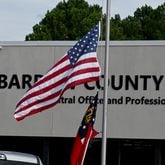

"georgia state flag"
[71,92,99,165]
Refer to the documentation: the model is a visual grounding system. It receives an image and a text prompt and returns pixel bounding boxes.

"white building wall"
[0,41,165,139]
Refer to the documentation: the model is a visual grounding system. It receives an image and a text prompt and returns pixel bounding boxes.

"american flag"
[70,92,99,165]
[14,24,101,121]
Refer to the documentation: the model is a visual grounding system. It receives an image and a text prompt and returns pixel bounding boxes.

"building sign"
[1,73,164,105]
[0,41,165,139]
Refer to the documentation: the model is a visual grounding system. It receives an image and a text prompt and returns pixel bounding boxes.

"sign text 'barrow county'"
[0,74,164,91]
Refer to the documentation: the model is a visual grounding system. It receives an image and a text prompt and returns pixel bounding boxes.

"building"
[0,41,165,165]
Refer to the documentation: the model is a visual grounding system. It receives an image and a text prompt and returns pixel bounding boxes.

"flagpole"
[101,0,111,164]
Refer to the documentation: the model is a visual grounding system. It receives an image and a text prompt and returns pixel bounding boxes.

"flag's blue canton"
[67,24,99,67]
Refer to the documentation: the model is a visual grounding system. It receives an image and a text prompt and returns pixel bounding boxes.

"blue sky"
[0,0,164,41]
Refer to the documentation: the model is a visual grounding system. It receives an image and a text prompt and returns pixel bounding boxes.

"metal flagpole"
[101,0,111,164]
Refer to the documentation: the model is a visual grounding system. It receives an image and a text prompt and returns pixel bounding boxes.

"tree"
[122,3,165,40]
[110,14,125,40]
[26,1,165,40]
[25,0,102,40]
[110,3,165,40]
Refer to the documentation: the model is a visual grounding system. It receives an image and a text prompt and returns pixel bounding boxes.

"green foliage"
[110,3,165,40]
[26,0,102,40]
[25,1,165,40]
[110,14,125,40]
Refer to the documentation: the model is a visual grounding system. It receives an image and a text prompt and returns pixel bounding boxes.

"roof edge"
[0,40,165,47]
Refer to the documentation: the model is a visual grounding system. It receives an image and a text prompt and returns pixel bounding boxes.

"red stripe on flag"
[14,24,101,121]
